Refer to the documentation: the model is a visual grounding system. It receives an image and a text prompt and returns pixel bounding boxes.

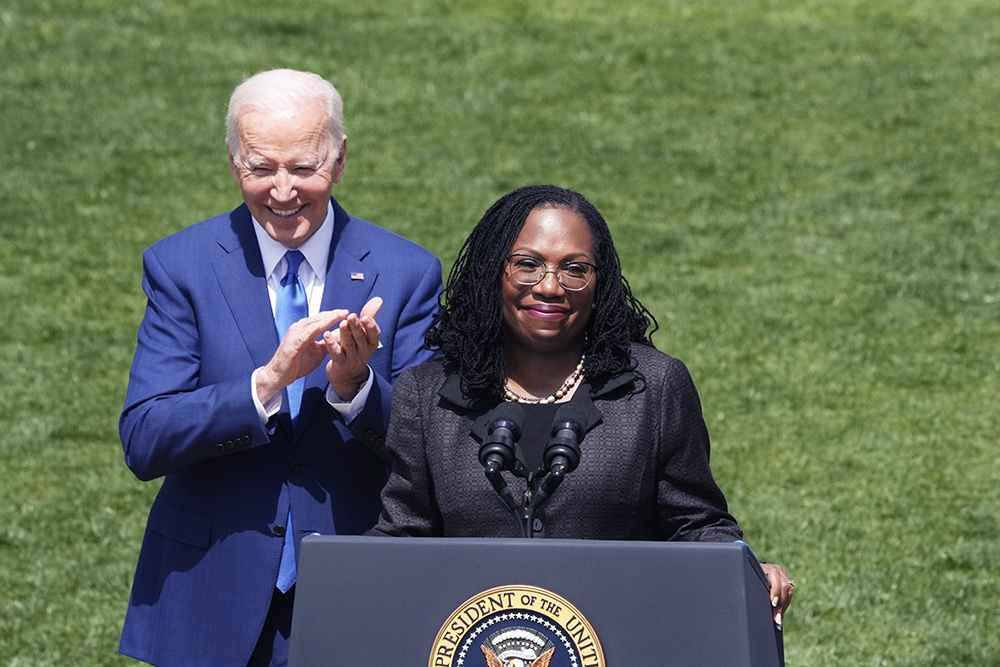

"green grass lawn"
[2,0,998,664]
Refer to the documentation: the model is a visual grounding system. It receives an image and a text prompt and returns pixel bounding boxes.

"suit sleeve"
[655,358,743,542]
[366,367,444,537]
[119,247,271,482]
[343,252,443,454]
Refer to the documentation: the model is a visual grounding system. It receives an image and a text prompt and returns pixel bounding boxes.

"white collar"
[252,200,334,280]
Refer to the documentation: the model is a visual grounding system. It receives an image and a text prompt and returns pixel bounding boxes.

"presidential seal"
[429,585,605,667]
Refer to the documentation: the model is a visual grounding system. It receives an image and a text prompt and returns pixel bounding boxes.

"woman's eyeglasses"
[504,254,597,291]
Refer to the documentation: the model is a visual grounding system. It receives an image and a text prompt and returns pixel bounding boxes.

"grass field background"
[2,1,999,664]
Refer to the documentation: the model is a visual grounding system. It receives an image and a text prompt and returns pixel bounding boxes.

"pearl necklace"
[504,355,585,404]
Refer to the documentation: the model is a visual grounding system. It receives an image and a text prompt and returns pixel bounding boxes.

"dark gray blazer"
[370,343,742,541]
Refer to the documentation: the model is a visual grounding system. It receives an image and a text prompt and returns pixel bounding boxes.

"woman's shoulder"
[628,341,688,373]
[624,342,703,400]
[398,356,447,384]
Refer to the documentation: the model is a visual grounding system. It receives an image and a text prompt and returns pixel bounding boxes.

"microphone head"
[544,403,586,473]
[552,403,587,438]
[479,402,526,470]
[490,401,526,439]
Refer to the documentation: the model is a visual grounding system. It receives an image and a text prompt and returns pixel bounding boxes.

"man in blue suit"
[118,69,442,666]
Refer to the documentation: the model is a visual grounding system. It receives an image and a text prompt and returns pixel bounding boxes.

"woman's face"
[501,205,597,356]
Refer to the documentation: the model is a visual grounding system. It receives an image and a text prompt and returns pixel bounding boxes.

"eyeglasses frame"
[503,254,597,291]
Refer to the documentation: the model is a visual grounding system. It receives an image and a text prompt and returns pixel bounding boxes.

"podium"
[289,535,784,666]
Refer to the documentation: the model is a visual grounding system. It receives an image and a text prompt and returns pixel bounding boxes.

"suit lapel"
[211,206,293,436]
[213,205,278,368]
[297,199,378,431]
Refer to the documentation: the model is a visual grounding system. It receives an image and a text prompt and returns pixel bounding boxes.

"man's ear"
[332,135,347,184]
[228,152,242,184]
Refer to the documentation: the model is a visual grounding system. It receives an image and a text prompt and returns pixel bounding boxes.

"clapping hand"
[324,296,383,400]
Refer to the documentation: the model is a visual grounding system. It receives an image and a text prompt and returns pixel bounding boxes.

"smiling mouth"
[524,305,568,320]
[268,206,304,218]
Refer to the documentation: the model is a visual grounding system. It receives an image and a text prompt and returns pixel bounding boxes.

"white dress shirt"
[249,201,374,424]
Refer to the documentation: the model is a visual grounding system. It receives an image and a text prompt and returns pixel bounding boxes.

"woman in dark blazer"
[370,184,794,623]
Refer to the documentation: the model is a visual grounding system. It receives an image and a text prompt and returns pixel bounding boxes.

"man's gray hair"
[225,69,344,162]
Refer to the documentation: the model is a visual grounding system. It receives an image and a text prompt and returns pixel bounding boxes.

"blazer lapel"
[211,206,291,436]
[213,205,277,367]
[464,378,611,447]
[297,199,378,430]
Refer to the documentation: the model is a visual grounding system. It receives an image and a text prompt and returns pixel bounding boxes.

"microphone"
[478,403,526,515]
[478,402,525,475]
[544,403,586,476]
[529,403,586,514]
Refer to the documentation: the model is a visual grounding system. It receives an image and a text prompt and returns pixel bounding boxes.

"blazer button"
[241,435,252,445]
[273,525,286,538]
[532,518,544,533]
[288,459,300,473]
[224,440,235,450]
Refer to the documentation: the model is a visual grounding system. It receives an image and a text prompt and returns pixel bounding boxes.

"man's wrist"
[332,367,370,401]
[255,365,284,405]
[327,366,375,423]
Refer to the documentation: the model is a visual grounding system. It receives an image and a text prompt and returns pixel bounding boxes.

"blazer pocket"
[147,496,212,549]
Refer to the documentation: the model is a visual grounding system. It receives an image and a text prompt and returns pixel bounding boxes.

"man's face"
[229,101,346,248]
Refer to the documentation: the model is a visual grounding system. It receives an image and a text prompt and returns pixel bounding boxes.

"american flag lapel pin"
[350,272,365,281]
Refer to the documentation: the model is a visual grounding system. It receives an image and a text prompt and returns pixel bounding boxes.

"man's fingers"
[360,296,383,321]
[284,310,349,348]
[317,300,383,362]
[340,318,357,347]
[362,317,381,347]
[308,309,350,334]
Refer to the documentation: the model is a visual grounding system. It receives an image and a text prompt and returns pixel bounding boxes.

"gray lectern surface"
[289,536,783,666]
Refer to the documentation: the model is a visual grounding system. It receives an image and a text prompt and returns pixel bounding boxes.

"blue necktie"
[275,250,307,593]
[275,250,307,419]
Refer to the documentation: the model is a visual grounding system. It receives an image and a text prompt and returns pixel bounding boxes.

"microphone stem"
[485,469,517,513]
[521,489,534,538]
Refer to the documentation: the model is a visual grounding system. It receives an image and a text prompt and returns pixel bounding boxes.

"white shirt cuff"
[251,367,282,424]
[325,366,375,423]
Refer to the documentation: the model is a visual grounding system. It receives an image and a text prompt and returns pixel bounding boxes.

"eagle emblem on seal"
[480,627,555,667]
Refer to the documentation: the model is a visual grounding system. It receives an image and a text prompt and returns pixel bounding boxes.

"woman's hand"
[760,563,794,629]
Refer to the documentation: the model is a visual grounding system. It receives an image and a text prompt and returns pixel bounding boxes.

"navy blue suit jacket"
[118,198,441,666]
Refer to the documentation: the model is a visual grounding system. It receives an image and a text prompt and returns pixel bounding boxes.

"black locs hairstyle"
[426,184,658,401]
